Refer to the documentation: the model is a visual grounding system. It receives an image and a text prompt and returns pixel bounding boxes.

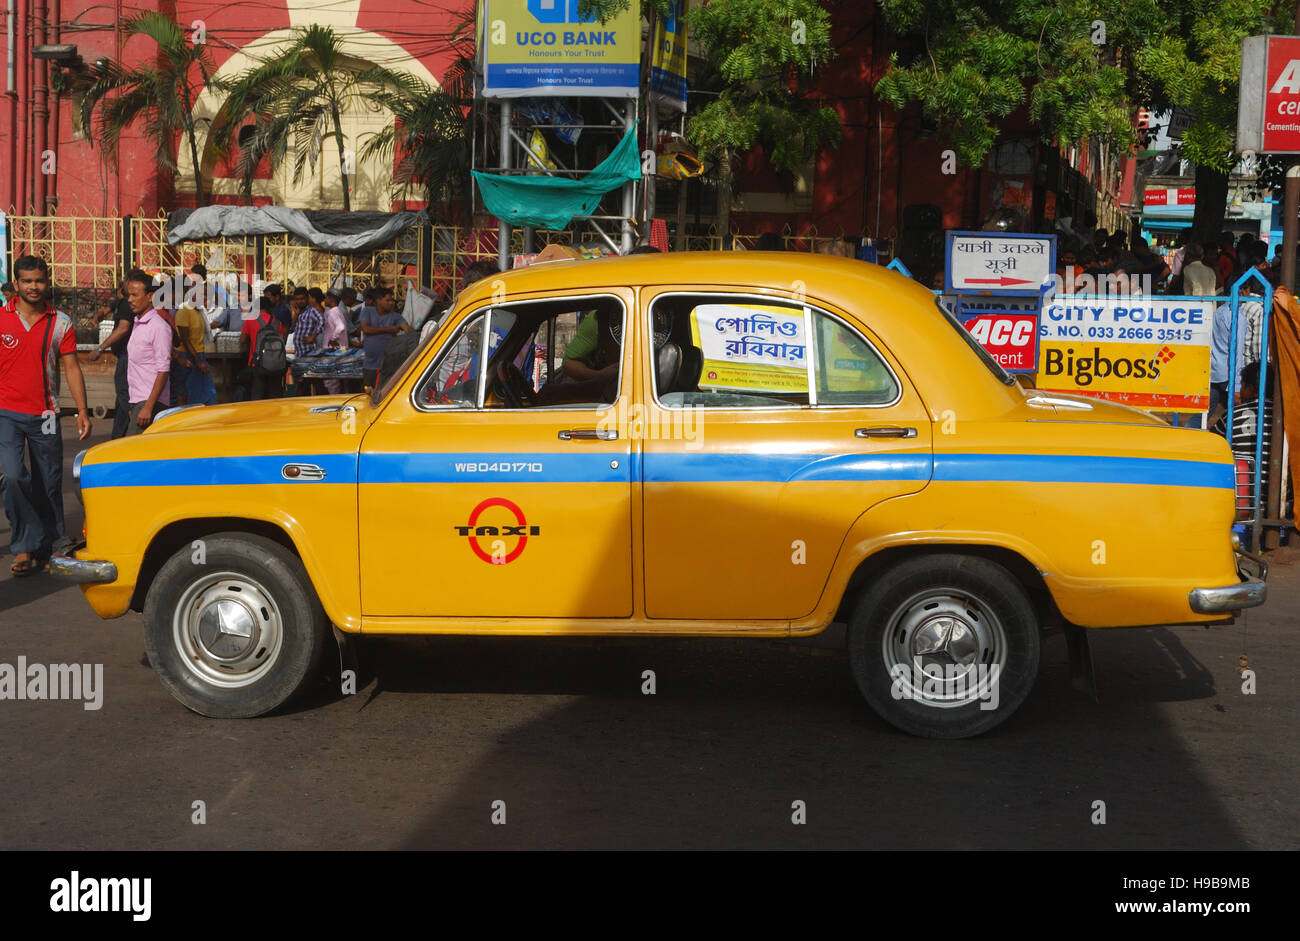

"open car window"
[413,295,625,411]
[412,312,494,408]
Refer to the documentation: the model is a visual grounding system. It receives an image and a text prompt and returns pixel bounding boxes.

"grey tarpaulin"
[166,206,429,253]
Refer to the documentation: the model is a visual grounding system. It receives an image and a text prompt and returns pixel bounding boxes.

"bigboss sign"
[1036,296,1213,412]
[1238,35,1300,153]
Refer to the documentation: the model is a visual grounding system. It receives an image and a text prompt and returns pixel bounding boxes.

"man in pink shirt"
[320,289,352,393]
[124,269,172,434]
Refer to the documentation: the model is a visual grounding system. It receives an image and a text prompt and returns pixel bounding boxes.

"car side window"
[414,297,624,411]
[813,312,900,405]
[483,299,623,410]
[415,312,488,408]
[651,294,899,409]
[655,296,811,408]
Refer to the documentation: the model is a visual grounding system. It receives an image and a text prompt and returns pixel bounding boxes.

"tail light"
[1235,458,1253,521]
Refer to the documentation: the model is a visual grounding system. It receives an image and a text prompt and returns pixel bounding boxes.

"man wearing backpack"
[240,298,289,400]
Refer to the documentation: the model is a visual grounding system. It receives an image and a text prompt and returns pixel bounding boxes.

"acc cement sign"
[1238,35,1300,153]
[481,0,640,98]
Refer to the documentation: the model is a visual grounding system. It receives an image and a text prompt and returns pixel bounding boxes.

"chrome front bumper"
[49,552,117,584]
[1188,548,1268,614]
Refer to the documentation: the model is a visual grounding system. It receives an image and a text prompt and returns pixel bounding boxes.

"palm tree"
[359,81,472,218]
[80,12,217,206]
[218,24,421,211]
[358,8,476,220]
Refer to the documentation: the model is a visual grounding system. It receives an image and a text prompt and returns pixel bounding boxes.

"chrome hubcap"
[173,573,284,689]
[882,589,1007,709]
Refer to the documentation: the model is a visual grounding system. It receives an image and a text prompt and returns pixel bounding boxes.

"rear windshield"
[934,297,1016,386]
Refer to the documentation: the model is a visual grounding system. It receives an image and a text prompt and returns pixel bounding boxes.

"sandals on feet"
[10,557,44,577]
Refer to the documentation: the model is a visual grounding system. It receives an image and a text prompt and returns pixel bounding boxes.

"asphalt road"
[1,424,1296,849]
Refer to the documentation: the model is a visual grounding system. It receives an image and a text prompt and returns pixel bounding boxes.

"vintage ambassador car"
[54,253,1266,737]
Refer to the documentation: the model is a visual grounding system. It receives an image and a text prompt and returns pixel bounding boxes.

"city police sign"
[1238,35,1300,153]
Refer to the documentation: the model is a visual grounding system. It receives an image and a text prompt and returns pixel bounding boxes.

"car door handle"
[855,426,917,439]
[558,428,618,441]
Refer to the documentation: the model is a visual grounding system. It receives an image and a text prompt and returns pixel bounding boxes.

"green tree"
[218,24,420,211]
[683,0,841,233]
[1137,2,1285,243]
[874,0,1290,241]
[875,1,1158,165]
[360,8,476,219]
[80,11,217,206]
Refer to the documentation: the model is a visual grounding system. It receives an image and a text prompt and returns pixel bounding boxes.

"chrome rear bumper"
[1188,548,1268,614]
[1189,579,1266,614]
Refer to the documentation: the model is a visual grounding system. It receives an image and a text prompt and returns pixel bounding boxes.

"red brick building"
[2,0,1134,260]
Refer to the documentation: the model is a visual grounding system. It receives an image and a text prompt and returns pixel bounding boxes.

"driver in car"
[561,308,620,382]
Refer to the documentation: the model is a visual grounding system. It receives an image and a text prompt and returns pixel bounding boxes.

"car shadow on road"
[0,565,78,616]
[297,626,1248,849]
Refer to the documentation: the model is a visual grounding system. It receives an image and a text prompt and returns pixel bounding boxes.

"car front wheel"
[143,533,330,718]
[848,554,1041,738]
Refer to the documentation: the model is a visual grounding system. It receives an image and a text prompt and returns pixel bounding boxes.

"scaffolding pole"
[498,100,512,273]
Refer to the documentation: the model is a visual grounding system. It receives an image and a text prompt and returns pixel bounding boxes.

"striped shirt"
[1214,399,1274,507]
[1240,299,1263,364]
[294,306,325,356]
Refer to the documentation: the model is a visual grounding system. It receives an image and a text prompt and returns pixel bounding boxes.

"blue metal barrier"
[1225,267,1273,550]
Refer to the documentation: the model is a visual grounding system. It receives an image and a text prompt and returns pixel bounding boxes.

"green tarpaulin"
[473,123,641,231]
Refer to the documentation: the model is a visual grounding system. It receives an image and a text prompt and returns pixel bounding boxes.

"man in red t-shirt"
[0,255,91,575]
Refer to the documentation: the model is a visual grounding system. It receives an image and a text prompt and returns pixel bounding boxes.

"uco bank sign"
[1238,35,1300,153]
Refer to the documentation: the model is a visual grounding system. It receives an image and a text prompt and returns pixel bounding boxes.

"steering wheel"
[493,362,535,408]
[609,314,671,350]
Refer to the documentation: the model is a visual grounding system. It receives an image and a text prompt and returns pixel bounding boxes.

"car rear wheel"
[848,554,1040,738]
[143,533,330,718]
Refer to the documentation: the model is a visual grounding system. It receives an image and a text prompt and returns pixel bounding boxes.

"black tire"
[143,532,330,718]
[847,554,1040,738]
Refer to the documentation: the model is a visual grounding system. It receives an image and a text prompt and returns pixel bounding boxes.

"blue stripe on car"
[80,454,359,489]
[81,451,1234,489]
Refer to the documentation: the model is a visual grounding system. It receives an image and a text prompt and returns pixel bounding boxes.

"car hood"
[79,395,373,478]
[146,395,371,435]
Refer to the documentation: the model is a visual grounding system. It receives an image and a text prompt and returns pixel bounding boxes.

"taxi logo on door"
[453,497,540,564]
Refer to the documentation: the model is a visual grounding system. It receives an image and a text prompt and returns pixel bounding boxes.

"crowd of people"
[76,269,439,428]
[1051,228,1279,296]
[60,256,519,434]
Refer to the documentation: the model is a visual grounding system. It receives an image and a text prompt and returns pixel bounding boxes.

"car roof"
[451,252,1024,418]
[458,251,935,308]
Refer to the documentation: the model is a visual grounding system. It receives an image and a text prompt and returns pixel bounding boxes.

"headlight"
[152,404,196,424]
[72,449,87,506]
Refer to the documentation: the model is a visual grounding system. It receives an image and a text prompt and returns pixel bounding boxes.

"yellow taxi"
[53,253,1266,737]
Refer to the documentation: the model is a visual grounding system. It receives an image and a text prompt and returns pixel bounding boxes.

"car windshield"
[934,297,1016,386]
[373,329,440,405]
